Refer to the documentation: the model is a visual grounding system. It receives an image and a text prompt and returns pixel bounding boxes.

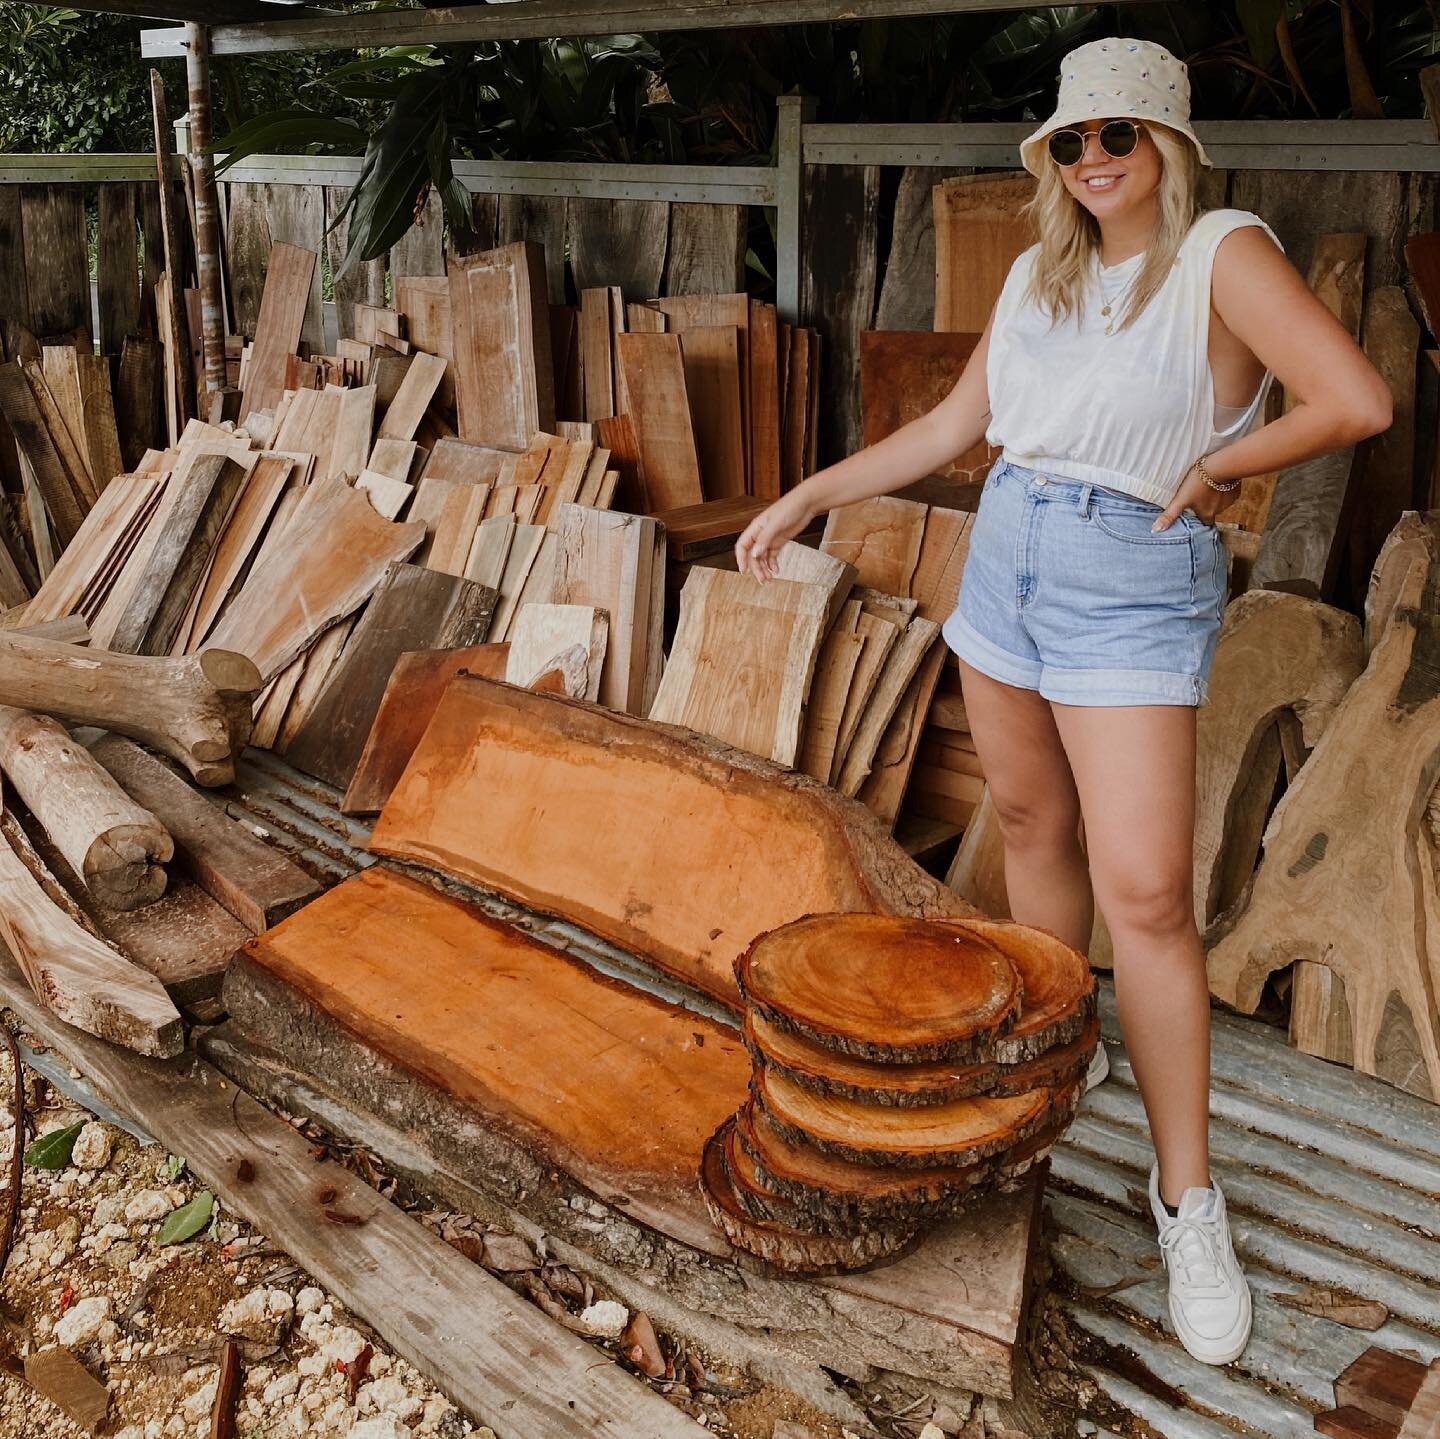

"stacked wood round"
[699,914,1098,1275]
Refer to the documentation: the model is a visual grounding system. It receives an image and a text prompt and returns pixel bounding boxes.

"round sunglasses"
[1048,119,1140,168]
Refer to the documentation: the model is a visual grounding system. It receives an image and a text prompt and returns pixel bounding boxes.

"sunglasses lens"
[1048,130,1084,166]
[1102,120,1138,157]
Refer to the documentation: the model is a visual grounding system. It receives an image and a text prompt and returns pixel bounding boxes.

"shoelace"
[1158,1214,1228,1292]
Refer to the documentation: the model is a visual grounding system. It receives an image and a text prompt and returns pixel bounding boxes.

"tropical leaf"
[23,1121,83,1170]
[156,1191,215,1247]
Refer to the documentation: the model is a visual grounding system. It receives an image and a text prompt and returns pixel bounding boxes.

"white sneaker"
[1148,1162,1252,1365]
[1084,1040,1110,1092]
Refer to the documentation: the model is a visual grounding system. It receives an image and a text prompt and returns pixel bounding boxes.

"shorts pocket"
[1089,504,1196,546]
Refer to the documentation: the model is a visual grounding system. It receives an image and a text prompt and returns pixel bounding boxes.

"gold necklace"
[1097,257,1137,335]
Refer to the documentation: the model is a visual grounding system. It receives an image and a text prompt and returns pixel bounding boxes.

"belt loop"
[1078,481,1094,518]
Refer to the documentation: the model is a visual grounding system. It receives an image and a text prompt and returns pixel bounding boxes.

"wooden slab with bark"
[284,563,498,790]
[370,677,978,1009]
[649,567,829,769]
[208,480,426,684]
[504,604,607,701]
[239,243,317,424]
[0,635,259,787]
[1205,555,1440,1101]
[87,734,317,934]
[0,708,171,912]
[0,788,182,1057]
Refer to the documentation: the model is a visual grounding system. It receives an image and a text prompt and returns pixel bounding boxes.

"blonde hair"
[1016,120,1204,334]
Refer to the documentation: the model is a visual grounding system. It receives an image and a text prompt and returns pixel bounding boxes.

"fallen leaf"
[481,1233,539,1273]
[156,1192,215,1247]
[1274,1286,1388,1330]
[24,1122,84,1170]
[446,1234,483,1263]
[620,1311,665,1378]
[344,1343,372,1403]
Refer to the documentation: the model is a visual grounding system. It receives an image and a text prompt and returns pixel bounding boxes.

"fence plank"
[224,181,269,339]
[389,186,444,278]
[498,194,568,304]
[663,202,746,296]
[568,197,667,302]
[326,185,385,342]
[139,182,164,339]
[800,163,879,464]
[261,182,325,353]
[0,187,28,333]
[97,184,142,359]
[20,185,90,344]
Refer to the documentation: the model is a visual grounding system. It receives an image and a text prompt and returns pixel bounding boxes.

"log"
[0,708,171,911]
[0,784,182,1057]
[369,677,979,1009]
[698,1118,918,1276]
[0,633,260,787]
[735,914,1022,1065]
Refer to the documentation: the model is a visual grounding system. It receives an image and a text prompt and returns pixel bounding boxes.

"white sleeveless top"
[985,208,1284,507]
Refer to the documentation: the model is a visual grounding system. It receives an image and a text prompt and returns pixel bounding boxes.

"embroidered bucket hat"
[1018,37,1212,179]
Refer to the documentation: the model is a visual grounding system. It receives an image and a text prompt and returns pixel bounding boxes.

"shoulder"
[1185,207,1285,259]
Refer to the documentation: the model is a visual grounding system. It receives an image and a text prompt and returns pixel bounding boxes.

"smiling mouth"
[1084,175,1123,190]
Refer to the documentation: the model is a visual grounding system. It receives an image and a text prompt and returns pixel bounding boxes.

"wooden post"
[184,23,227,394]
[150,67,196,437]
[774,94,815,326]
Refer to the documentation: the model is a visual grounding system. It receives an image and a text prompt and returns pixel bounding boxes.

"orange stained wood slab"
[242,864,750,1245]
[368,677,977,1009]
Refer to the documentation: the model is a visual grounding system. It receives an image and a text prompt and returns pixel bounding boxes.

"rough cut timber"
[282,562,497,791]
[821,495,927,597]
[87,734,318,934]
[0,788,182,1057]
[208,480,426,684]
[238,243,317,425]
[614,333,704,511]
[369,677,979,1009]
[1195,590,1363,930]
[219,865,1040,1399]
[1205,555,1440,1102]
[649,566,829,769]
[449,242,555,451]
[0,708,171,912]
[932,175,1036,334]
[340,645,509,816]
[0,634,259,787]
[504,604,607,701]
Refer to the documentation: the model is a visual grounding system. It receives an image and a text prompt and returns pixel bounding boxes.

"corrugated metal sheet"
[1052,983,1440,1436]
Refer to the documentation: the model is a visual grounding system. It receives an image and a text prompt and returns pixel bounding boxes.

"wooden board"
[649,567,828,768]
[370,677,977,1008]
[614,334,704,511]
[748,299,782,502]
[20,185,89,343]
[449,243,555,451]
[679,325,746,501]
[932,174,1036,333]
[87,734,317,934]
[239,243,317,424]
[550,503,662,714]
[505,603,607,701]
[580,286,618,422]
[0,938,708,1439]
[283,562,497,789]
[0,360,84,545]
[208,480,426,683]
[821,495,928,596]
[799,600,864,783]
[378,351,446,442]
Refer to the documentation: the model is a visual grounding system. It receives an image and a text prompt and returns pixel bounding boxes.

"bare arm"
[735,302,998,580]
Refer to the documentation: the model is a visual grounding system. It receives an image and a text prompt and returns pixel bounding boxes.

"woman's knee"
[988,786,1082,853]
[1099,873,1195,942]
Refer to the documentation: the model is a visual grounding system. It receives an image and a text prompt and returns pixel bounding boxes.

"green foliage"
[23,1121,83,1170]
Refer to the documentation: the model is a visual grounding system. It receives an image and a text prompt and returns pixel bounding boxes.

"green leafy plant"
[156,1190,215,1246]
[23,1121,84,1170]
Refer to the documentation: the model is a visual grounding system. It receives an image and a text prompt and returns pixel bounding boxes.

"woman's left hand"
[1151,461,1237,532]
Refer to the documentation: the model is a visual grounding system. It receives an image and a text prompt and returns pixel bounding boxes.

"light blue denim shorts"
[941,456,1230,707]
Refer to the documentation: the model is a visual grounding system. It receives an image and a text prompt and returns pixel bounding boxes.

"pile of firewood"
[699,913,1096,1274]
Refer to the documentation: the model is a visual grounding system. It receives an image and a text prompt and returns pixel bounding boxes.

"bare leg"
[957,660,1093,954]
[1048,700,1212,1204]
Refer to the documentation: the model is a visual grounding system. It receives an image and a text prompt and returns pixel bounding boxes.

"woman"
[735,36,1391,1366]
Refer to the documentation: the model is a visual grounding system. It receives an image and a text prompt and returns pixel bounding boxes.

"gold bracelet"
[1195,452,1240,493]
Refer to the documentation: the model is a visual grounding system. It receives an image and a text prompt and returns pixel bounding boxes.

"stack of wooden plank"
[699,912,1096,1274]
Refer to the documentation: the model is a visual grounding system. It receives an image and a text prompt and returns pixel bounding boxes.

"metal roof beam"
[141,0,1144,58]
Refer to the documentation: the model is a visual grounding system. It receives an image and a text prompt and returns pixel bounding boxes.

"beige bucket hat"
[1018,37,1212,179]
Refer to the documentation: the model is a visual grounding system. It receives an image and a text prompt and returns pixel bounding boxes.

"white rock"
[54,1296,111,1348]
[72,1122,113,1171]
[263,1372,301,1406]
[918,1426,945,1439]
[358,1376,409,1414]
[319,1323,369,1365]
[579,1299,628,1338]
[124,1190,171,1224]
[296,1286,325,1316]
[349,1417,410,1439]
[182,1378,218,1423]
[297,1353,328,1379]
[220,1287,295,1342]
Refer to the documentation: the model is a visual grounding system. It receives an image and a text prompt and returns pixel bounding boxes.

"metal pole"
[184,23,227,394]
[775,93,814,325]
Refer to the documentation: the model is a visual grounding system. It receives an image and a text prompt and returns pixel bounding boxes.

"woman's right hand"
[734,486,817,582]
